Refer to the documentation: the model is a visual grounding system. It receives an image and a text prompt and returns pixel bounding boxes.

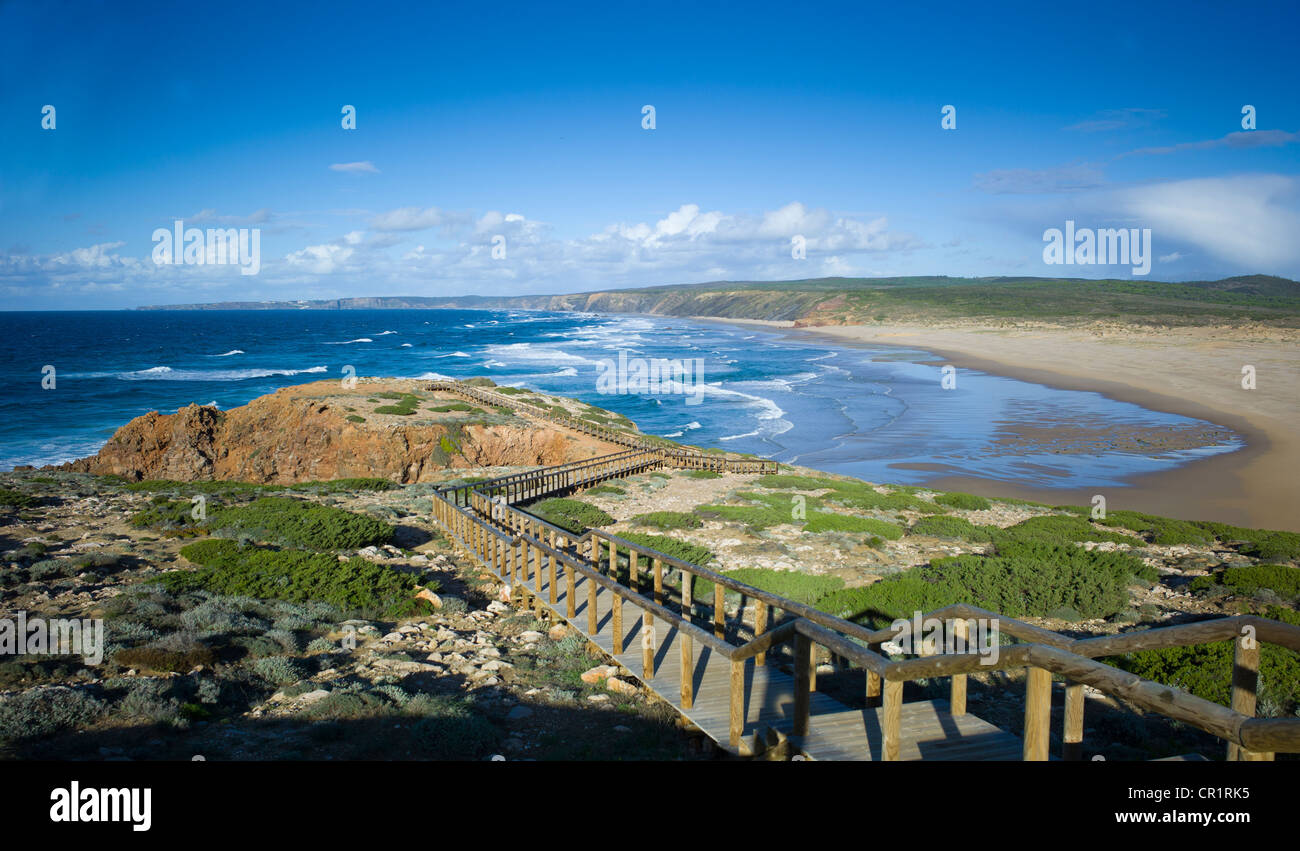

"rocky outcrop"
[52,380,614,484]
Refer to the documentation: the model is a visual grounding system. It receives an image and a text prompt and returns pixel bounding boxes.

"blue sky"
[1,0,1297,308]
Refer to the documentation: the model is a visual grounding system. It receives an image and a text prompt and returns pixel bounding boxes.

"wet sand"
[693,317,1300,532]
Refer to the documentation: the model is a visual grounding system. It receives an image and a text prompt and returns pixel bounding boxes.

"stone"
[486,601,511,615]
[605,677,638,696]
[580,665,618,685]
[518,630,545,643]
[299,689,331,704]
[415,586,442,608]
[587,694,610,703]
[547,625,571,641]
[506,705,534,721]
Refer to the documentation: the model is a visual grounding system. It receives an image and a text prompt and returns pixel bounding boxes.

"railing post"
[1063,681,1084,761]
[629,549,639,591]
[950,618,968,716]
[729,658,745,749]
[680,632,694,709]
[714,584,725,639]
[1229,628,1273,760]
[882,679,902,761]
[1023,667,1051,761]
[587,572,598,635]
[682,570,693,620]
[793,630,812,737]
[565,563,576,619]
[612,594,624,654]
[642,611,655,678]
[548,534,558,605]
[754,602,768,666]
[653,558,663,606]
[866,642,883,707]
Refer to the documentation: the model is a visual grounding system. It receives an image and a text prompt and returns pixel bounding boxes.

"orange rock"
[580,665,618,685]
[50,379,622,484]
[605,677,638,696]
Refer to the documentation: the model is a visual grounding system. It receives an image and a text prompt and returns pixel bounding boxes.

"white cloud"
[974,163,1107,194]
[370,206,450,232]
[329,161,380,174]
[1117,174,1300,269]
[286,242,354,274]
[0,202,917,304]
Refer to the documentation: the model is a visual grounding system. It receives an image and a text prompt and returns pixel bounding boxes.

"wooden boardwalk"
[427,378,1300,761]
[513,544,1023,759]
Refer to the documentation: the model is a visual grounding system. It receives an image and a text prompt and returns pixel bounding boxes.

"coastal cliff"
[50,379,617,484]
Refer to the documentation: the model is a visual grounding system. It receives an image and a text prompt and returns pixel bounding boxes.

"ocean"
[0,309,1242,490]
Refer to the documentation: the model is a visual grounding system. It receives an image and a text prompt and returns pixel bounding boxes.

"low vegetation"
[165,539,428,616]
[528,498,614,534]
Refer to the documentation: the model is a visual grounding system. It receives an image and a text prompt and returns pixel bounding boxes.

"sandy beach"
[694,317,1300,531]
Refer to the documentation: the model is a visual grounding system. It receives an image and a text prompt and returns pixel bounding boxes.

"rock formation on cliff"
[52,379,619,484]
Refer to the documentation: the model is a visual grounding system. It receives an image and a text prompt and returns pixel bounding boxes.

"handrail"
[427,378,778,474]
[424,378,1300,761]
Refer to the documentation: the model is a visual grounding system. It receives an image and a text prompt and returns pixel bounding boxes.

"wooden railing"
[427,378,777,474]
[426,381,1300,761]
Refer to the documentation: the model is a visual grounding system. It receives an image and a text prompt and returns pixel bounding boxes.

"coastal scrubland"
[2,377,1297,761]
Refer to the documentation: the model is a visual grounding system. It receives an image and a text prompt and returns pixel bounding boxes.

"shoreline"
[686,315,1299,532]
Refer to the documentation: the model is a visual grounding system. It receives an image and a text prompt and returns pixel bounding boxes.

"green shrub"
[1199,524,1300,561]
[131,496,205,531]
[815,540,1155,624]
[290,478,395,493]
[251,655,308,686]
[166,540,426,616]
[695,503,792,529]
[206,497,394,550]
[754,475,942,514]
[991,515,1140,547]
[584,485,625,495]
[693,568,844,607]
[529,498,614,534]
[909,515,996,542]
[630,511,703,530]
[802,512,903,539]
[1192,564,1300,601]
[0,488,38,508]
[753,474,841,491]
[816,577,959,624]
[933,492,991,511]
[114,645,216,673]
[1111,641,1300,715]
[1102,510,1214,546]
[1264,605,1300,627]
[0,686,104,742]
[429,402,476,412]
[373,393,420,415]
[684,470,721,479]
[346,415,366,423]
[604,532,714,567]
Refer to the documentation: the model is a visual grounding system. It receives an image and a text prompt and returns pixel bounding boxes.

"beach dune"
[710,319,1300,532]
